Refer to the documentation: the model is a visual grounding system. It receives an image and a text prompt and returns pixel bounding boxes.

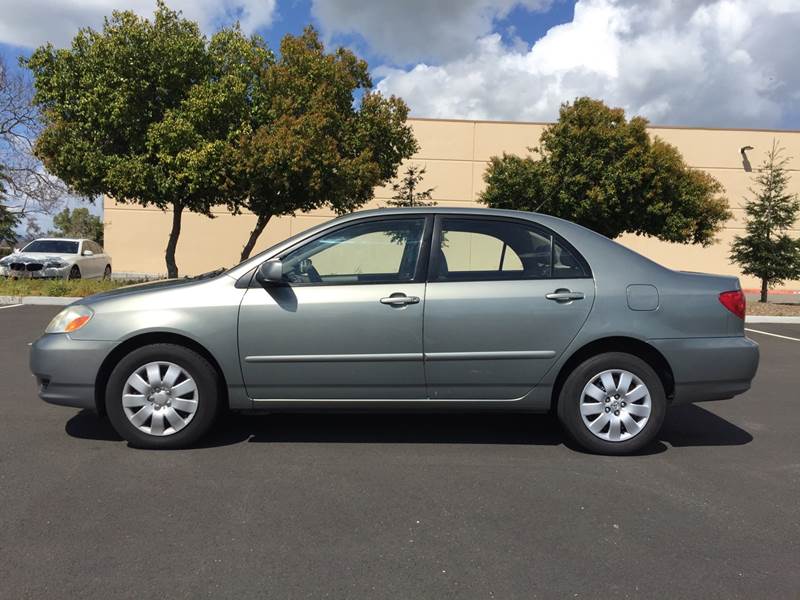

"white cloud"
[311,0,552,63]
[0,0,277,48]
[376,0,800,128]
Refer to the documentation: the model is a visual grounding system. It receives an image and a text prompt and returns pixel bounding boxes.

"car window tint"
[281,218,425,285]
[434,218,587,281]
[441,231,524,273]
[21,240,80,254]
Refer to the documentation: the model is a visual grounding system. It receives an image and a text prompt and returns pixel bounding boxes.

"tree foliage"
[50,207,104,244]
[730,141,800,302]
[228,27,418,261]
[1,57,70,249]
[480,97,730,245]
[28,6,418,273]
[27,2,219,277]
[387,165,435,207]
[0,167,20,246]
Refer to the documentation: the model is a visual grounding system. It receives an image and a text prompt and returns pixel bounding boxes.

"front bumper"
[1,264,71,279]
[650,336,760,404]
[29,334,117,410]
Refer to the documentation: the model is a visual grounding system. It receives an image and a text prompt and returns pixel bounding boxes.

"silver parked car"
[1,238,111,280]
[29,208,759,454]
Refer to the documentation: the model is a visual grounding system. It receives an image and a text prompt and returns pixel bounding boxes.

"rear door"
[423,216,595,400]
[78,241,98,278]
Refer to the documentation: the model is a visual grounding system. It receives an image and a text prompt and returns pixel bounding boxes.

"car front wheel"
[105,343,220,449]
[557,352,666,455]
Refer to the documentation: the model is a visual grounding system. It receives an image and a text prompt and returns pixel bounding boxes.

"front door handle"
[546,289,585,303]
[380,293,420,306]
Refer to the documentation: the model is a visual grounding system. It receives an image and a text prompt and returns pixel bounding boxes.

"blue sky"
[2,0,799,232]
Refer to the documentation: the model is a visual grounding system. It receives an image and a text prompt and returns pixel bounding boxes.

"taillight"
[719,290,746,320]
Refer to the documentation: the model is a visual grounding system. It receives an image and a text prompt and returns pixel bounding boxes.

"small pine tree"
[388,165,436,207]
[0,168,19,247]
[730,140,800,302]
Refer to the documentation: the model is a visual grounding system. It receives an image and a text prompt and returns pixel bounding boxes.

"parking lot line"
[745,328,800,342]
[0,303,23,310]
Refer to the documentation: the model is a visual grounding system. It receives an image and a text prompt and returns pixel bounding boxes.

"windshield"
[21,240,80,254]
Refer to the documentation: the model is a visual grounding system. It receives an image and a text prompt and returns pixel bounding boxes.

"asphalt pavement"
[1,305,798,599]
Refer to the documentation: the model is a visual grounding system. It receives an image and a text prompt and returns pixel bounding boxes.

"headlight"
[45,260,67,268]
[45,305,94,334]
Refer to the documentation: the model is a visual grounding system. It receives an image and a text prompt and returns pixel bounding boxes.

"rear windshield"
[22,240,79,254]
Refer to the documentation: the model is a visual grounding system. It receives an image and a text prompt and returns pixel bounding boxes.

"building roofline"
[407,116,800,135]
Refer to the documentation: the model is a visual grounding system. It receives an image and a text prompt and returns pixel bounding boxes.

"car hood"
[79,274,228,304]
[1,252,76,263]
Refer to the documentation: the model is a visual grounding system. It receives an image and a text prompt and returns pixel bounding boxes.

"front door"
[423,216,595,400]
[238,216,431,400]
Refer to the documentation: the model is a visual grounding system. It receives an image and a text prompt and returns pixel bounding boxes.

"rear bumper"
[29,334,116,410]
[650,336,759,404]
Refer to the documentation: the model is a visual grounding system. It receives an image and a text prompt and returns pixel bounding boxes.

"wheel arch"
[94,332,229,415]
[551,336,675,410]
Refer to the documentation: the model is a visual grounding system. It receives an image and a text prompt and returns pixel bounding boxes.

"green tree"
[50,207,104,244]
[730,141,800,302]
[388,165,435,207]
[26,2,220,277]
[229,27,418,261]
[0,167,20,246]
[480,97,730,245]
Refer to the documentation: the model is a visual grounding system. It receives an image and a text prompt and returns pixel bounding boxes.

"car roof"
[30,238,86,242]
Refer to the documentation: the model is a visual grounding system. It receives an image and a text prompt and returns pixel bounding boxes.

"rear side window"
[432,218,589,281]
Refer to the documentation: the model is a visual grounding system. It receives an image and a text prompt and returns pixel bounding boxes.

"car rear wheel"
[557,352,666,455]
[105,343,220,449]
[68,265,81,280]
[103,265,111,279]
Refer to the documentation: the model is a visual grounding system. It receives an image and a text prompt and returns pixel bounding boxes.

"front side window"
[22,240,80,254]
[281,218,425,285]
[433,218,588,281]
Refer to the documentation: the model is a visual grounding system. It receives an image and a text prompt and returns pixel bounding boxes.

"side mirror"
[255,260,284,285]
[82,250,94,256]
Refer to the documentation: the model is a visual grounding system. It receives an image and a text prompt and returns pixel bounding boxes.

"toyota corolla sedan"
[29,208,759,454]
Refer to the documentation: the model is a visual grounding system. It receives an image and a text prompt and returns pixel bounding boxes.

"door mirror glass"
[256,260,284,284]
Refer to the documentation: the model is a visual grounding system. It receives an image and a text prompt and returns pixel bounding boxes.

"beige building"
[104,117,800,290]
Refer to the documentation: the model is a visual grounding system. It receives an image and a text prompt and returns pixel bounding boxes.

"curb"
[0,295,81,306]
[745,316,800,324]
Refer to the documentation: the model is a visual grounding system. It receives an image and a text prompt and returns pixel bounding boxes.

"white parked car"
[0,238,112,280]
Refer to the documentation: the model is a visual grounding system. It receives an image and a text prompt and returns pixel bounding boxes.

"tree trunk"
[165,202,183,279]
[760,278,768,303]
[240,213,272,262]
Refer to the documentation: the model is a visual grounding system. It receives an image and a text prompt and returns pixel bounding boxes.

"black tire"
[557,352,666,455]
[105,343,220,449]
[68,265,81,280]
[103,265,112,279]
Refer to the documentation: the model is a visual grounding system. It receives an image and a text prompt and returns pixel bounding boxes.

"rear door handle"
[545,289,585,302]
[380,293,420,306]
